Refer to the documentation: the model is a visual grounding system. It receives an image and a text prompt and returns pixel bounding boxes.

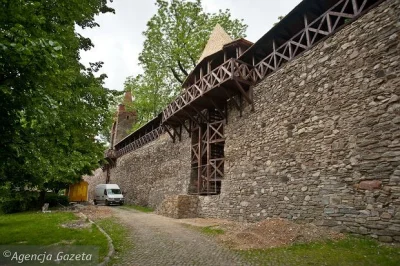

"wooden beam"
[304,15,311,47]
[174,116,191,136]
[181,108,202,127]
[272,40,277,69]
[352,0,359,15]
[203,96,226,120]
[175,125,182,141]
[234,79,253,105]
[227,94,241,112]
[163,124,175,143]
[188,104,209,123]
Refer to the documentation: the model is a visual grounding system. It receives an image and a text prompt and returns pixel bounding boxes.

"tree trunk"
[39,190,46,206]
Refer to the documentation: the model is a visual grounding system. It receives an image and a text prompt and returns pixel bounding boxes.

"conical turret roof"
[197,24,233,63]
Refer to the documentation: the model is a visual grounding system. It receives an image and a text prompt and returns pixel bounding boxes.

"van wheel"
[119,202,124,206]
[94,200,97,205]
[105,200,109,206]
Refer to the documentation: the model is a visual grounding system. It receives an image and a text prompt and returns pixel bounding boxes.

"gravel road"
[112,207,248,266]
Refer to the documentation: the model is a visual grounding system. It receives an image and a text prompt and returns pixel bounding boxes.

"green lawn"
[0,212,108,262]
[120,204,154,213]
[238,236,400,266]
[96,218,132,266]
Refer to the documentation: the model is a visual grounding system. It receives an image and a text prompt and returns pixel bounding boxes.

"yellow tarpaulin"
[68,181,88,202]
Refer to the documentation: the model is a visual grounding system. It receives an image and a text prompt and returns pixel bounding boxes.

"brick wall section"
[198,0,400,242]
[84,0,400,242]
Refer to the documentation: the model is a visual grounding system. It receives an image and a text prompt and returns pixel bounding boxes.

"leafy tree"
[125,0,247,129]
[273,15,286,26]
[0,0,118,200]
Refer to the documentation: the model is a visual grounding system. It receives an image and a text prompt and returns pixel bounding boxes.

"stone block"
[356,180,382,190]
[324,208,336,214]
[380,212,392,220]
[378,236,393,243]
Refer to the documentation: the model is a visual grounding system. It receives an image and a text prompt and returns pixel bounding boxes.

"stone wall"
[108,133,191,209]
[84,0,400,242]
[198,0,400,242]
[157,195,199,219]
[83,168,107,202]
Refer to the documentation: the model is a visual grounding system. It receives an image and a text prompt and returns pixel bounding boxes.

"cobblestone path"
[112,208,248,266]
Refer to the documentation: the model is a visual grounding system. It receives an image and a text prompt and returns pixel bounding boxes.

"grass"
[184,224,225,236]
[0,211,109,262]
[96,218,132,266]
[120,204,154,213]
[238,236,400,266]
[200,226,225,236]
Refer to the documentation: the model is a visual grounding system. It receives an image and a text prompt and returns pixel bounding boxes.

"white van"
[94,184,124,206]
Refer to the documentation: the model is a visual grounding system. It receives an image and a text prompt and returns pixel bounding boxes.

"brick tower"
[110,91,136,148]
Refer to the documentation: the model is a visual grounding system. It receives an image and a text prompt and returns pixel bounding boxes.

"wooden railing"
[162,58,254,123]
[253,0,376,80]
[115,126,164,157]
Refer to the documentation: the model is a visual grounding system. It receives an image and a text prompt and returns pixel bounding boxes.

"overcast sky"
[78,0,302,92]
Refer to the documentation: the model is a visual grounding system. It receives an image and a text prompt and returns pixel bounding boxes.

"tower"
[110,91,137,148]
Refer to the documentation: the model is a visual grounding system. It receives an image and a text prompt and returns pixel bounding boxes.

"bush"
[0,192,39,214]
[1,199,24,214]
[0,191,69,213]
[44,194,69,207]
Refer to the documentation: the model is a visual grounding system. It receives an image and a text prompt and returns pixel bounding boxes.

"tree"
[0,0,118,199]
[125,0,247,129]
[273,15,286,26]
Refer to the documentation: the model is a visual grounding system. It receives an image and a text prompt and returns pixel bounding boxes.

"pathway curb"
[80,212,115,266]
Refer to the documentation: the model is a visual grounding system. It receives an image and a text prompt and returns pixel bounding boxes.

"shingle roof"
[197,24,233,63]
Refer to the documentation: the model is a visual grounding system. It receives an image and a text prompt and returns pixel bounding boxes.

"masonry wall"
[83,168,107,201]
[198,0,400,242]
[111,133,190,208]
[84,0,400,242]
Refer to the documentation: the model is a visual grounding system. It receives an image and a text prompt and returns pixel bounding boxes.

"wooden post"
[273,40,277,70]
[304,15,311,47]
[197,126,202,194]
[351,0,359,15]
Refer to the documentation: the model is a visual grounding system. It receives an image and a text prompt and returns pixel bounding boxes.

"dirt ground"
[77,205,114,220]
[179,217,344,250]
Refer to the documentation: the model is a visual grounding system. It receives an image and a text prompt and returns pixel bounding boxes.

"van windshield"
[106,189,121,195]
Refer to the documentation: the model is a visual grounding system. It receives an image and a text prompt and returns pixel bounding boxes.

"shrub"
[44,194,69,207]
[1,199,24,214]
[0,191,69,213]
[0,191,39,214]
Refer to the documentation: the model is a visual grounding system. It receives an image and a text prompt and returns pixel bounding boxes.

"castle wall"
[85,0,400,242]
[198,0,400,242]
[83,168,107,201]
[109,133,190,208]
